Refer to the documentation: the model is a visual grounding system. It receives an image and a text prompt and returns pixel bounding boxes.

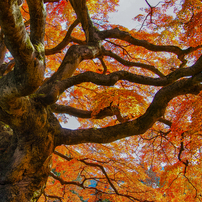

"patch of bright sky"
[61,117,80,129]
[108,0,162,30]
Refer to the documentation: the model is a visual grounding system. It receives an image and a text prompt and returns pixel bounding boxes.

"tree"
[0,0,202,201]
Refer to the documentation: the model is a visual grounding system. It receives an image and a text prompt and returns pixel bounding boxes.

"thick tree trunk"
[0,98,59,202]
[0,175,48,202]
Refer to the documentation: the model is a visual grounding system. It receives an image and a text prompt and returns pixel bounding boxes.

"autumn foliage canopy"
[0,0,202,201]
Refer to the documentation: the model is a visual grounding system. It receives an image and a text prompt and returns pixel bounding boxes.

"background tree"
[0,0,202,201]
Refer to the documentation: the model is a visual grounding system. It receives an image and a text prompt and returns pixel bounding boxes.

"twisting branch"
[0,0,46,105]
[37,44,102,104]
[69,0,98,42]
[36,55,202,106]
[51,103,113,119]
[45,19,80,55]
[0,1,34,63]
[51,103,127,123]
[55,75,202,146]
[99,28,202,63]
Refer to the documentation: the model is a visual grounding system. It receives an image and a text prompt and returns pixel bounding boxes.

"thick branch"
[0,0,34,63]
[51,103,120,120]
[99,28,201,62]
[27,0,46,45]
[55,75,202,145]
[69,0,98,42]
[37,44,101,104]
[36,55,202,106]
[0,0,45,108]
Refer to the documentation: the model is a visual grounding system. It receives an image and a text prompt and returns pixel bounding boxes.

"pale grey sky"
[108,0,162,30]
[61,116,80,129]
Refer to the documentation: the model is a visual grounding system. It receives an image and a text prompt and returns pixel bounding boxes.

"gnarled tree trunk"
[0,0,202,201]
[0,98,60,201]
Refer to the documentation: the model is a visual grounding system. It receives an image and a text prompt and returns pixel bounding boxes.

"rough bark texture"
[0,0,201,201]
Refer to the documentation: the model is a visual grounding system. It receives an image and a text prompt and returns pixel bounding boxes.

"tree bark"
[0,0,202,201]
[0,98,60,201]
